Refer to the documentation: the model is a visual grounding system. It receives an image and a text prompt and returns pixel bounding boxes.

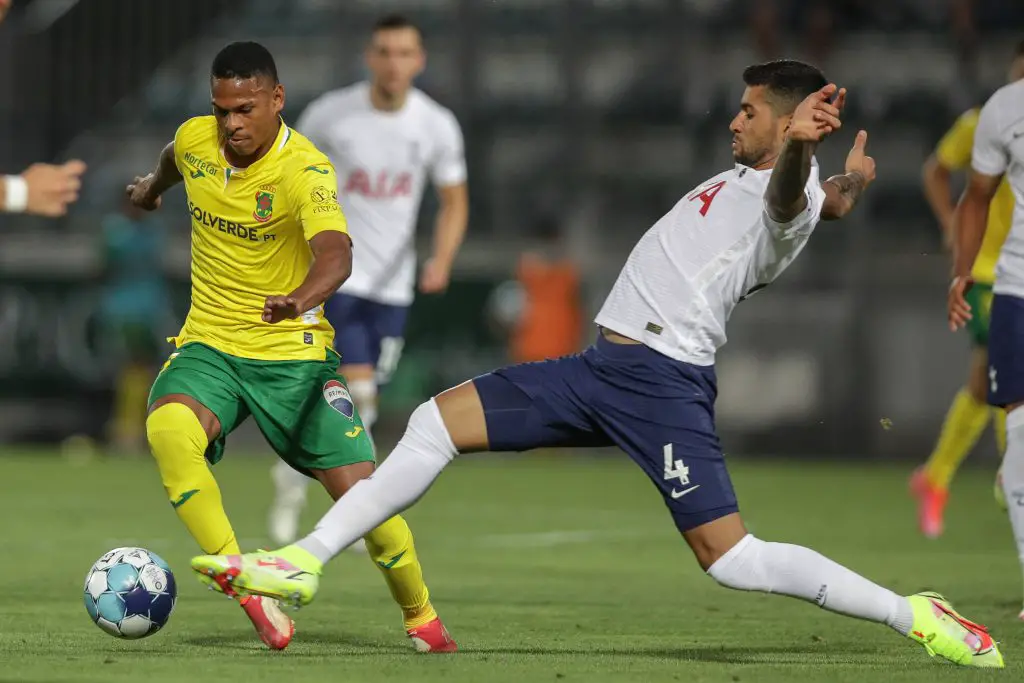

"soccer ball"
[83,547,176,639]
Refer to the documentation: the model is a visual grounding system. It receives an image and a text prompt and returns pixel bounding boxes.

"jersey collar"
[734,155,818,175]
[220,117,291,180]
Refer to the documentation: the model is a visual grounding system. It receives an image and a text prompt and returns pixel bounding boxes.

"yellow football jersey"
[172,116,347,361]
[935,108,1014,284]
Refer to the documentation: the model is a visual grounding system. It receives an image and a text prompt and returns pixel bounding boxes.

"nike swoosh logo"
[345,426,363,438]
[189,168,205,179]
[304,165,329,174]
[171,489,199,508]
[377,550,406,569]
[670,485,701,499]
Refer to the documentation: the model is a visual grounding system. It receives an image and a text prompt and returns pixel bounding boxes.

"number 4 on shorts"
[663,443,691,485]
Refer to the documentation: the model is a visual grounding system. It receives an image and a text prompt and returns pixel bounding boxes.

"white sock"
[708,534,915,636]
[271,459,309,505]
[296,398,457,563]
[269,460,310,545]
[348,378,378,433]
[1002,408,1024,584]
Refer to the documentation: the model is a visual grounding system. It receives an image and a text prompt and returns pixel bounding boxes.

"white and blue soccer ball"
[83,547,176,639]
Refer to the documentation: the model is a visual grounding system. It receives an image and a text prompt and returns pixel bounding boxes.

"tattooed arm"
[821,170,868,220]
[821,130,876,221]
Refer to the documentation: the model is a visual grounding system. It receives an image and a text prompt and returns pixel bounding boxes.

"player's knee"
[402,399,458,463]
[683,511,748,571]
[146,403,210,484]
[966,369,989,404]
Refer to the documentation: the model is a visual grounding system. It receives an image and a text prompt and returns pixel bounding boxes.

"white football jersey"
[971,79,1024,298]
[595,162,826,366]
[295,82,466,306]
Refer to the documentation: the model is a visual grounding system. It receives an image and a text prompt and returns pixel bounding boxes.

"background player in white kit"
[268,14,468,546]
[948,77,1024,618]
[198,60,1003,668]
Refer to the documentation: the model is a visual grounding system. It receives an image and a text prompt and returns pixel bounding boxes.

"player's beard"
[732,140,773,169]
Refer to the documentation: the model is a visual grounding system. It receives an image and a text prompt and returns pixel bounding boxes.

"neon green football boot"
[191,545,323,608]
[906,592,1003,667]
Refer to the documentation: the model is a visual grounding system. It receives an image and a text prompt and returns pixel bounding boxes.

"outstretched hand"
[789,84,846,142]
[126,174,162,211]
[845,130,876,186]
[21,160,86,217]
[263,295,301,324]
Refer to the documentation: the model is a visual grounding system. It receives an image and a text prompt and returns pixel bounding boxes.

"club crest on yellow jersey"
[253,187,275,223]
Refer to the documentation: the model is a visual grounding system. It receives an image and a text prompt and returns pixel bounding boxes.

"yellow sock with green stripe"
[923,388,991,490]
[364,515,437,629]
[146,403,240,555]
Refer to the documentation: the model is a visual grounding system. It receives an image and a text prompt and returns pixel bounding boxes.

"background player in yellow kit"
[910,40,1024,539]
[125,42,455,653]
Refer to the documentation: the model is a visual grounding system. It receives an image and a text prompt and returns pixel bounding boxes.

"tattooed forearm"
[827,171,866,204]
[765,137,816,223]
[821,171,867,219]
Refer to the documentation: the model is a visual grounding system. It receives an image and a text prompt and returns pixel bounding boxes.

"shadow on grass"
[183,630,407,654]
[182,634,878,664]
[464,644,878,664]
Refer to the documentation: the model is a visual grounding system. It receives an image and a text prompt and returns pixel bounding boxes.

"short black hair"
[1015,39,1024,58]
[211,41,278,84]
[742,60,827,115]
[373,13,421,37]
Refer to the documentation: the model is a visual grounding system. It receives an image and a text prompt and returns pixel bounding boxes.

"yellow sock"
[111,364,152,445]
[923,388,991,490]
[364,515,437,629]
[995,407,1007,457]
[146,403,240,555]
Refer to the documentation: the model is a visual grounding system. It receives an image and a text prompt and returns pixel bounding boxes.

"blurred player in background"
[267,13,468,547]
[99,194,170,453]
[0,2,86,218]
[128,41,454,652]
[910,41,1024,539]
[197,62,1002,667]
[487,219,583,364]
[949,68,1024,620]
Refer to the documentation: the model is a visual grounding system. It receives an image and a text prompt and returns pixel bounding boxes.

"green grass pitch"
[0,451,1018,682]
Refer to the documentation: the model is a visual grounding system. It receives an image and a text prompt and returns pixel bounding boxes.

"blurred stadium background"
[0,0,1019,459]
[5,2,1024,681]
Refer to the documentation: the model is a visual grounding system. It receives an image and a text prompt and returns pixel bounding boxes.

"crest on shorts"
[253,189,274,223]
[323,379,354,420]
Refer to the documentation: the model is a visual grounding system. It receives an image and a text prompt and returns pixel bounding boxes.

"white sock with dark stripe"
[708,534,914,635]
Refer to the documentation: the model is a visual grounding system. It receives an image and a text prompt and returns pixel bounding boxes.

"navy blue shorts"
[987,293,1024,406]
[473,334,738,532]
[324,293,409,385]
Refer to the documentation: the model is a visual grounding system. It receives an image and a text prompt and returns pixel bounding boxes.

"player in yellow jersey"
[125,42,455,653]
[910,41,1024,538]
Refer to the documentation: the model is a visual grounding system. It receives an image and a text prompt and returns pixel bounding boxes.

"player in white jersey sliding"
[948,77,1024,619]
[195,60,1002,667]
[267,14,469,546]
